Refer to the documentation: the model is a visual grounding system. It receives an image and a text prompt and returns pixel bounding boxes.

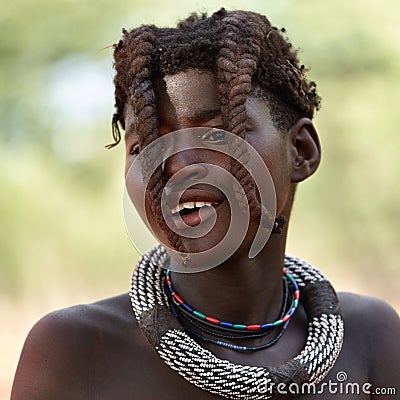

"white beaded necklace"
[130,244,344,399]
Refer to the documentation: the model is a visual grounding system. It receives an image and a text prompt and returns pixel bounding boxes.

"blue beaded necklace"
[184,323,289,352]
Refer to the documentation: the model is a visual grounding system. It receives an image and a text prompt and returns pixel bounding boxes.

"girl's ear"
[288,118,321,183]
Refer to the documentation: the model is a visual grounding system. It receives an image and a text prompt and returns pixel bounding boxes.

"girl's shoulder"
[11,293,146,399]
[337,292,399,395]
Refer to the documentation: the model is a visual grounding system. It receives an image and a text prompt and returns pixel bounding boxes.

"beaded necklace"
[130,244,344,400]
[171,276,290,341]
[167,273,293,352]
[165,268,300,332]
[185,324,287,352]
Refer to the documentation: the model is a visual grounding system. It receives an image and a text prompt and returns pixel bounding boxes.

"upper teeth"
[171,201,218,215]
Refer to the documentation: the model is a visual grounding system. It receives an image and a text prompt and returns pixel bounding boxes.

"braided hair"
[111,8,321,253]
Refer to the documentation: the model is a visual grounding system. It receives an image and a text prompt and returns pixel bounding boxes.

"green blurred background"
[1,0,399,396]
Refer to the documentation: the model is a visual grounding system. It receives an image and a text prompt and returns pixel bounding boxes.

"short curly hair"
[111,8,321,252]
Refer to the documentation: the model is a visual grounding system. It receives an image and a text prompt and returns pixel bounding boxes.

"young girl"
[12,9,399,399]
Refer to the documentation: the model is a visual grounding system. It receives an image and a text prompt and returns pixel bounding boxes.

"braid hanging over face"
[111,8,321,254]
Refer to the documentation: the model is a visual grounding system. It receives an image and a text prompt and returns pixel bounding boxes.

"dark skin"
[12,70,400,399]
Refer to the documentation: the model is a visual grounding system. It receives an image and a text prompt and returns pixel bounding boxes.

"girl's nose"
[162,151,208,184]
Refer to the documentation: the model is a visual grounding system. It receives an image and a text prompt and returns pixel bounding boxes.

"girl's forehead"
[124,68,276,134]
[153,69,221,120]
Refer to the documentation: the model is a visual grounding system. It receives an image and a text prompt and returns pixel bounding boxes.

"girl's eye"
[130,144,140,156]
[201,129,227,145]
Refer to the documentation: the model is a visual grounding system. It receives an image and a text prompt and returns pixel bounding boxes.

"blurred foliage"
[0,0,399,306]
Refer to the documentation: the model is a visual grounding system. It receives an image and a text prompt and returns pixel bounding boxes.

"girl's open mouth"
[171,201,220,228]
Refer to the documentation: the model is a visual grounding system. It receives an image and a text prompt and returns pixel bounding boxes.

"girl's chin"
[149,202,232,254]
[160,229,227,254]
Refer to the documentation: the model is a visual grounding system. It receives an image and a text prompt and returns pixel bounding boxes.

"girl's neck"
[170,231,288,325]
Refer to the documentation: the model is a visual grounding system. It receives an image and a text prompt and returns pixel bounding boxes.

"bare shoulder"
[338,292,400,396]
[11,293,143,400]
[339,291,398,319]
[11,294,209,400]
[28,293,134,335]
[338,292,399,335]
[16,292,137,351]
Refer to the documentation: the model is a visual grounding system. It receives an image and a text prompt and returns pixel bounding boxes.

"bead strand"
[165,268,300,332]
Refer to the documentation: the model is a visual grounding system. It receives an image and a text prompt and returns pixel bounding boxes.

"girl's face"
[124,69,293,256]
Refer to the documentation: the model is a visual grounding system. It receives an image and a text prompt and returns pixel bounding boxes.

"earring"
[272,216,287,234]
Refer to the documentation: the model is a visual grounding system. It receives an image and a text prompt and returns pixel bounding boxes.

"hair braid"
[116,26,188,254]
[215,10,269,223]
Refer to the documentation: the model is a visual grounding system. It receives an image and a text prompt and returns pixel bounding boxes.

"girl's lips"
[172,202,222,229]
